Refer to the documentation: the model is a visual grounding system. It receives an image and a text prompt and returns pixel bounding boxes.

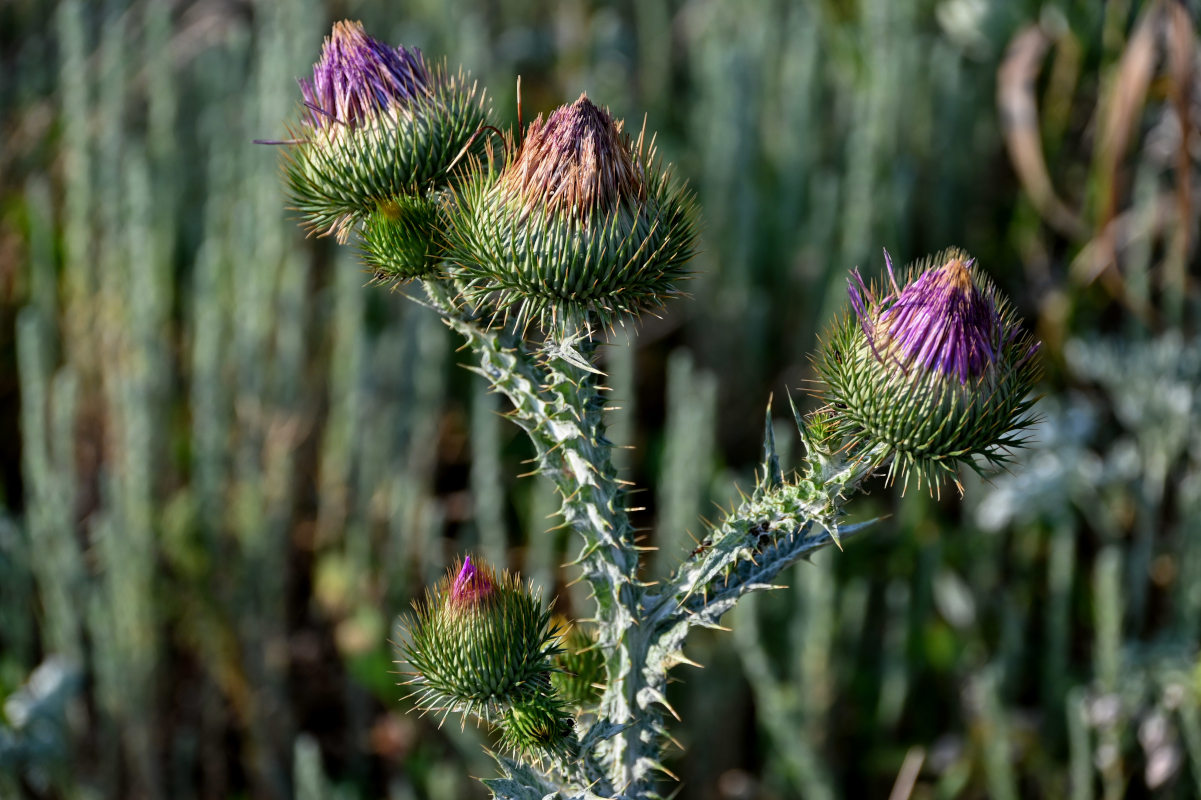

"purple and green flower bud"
[816,249,1040,494]
[282,20,488,242]
[396,556,576,761]
[447,93,698,332]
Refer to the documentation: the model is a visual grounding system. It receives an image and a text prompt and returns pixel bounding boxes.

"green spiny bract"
[282,20,488,241]
[816,248,1041,496]
[550,617,605,709]
[446,93,698,333]
[396,556,577,762]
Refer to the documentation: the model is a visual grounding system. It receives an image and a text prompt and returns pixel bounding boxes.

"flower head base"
[817,248,1041,495]
[281,20,488,241]
[396,556,576,762]
[447,93,697,333]
[298,21,429,130]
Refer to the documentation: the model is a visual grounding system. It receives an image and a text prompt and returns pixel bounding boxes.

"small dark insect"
[689,539,713,558]
[832,348,843,364]
[750,520,773,551]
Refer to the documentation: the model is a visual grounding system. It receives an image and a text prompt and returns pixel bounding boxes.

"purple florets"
[450,555,494,607]
[299,20,428,129]
[850,250,1007,385]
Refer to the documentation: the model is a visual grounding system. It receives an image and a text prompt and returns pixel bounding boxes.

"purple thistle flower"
[851,250,1010,385]
[449,555,494,607]
[820,247,1042,495]
[298,20,429,130]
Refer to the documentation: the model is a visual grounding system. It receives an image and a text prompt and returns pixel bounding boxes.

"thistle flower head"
[817,248,1041,495]
[298,20,429,129]
[278,20,488,241]
[447,93,697,333]
[359,194,443,281]
[396,556,572,749]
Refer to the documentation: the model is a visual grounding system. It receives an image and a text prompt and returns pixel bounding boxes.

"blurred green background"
[1,0,1200,798]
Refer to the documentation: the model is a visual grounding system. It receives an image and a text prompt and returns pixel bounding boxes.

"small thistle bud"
[280,20,488,241]
[816,248,1040,494]
[499,693,577,764]
[447,93,698,332]
[396,556,574,761]
[360,195,442,281]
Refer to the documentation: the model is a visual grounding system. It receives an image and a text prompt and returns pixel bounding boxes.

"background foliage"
[1,0,1199,798]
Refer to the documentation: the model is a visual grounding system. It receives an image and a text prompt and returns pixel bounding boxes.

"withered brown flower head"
[447,91,697,330]
[498,93,645,219]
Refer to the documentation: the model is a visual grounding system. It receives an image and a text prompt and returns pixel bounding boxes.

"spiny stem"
[420,281,884,799]
[423,281,657,794]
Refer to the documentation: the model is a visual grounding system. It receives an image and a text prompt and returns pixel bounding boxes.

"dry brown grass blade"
[1094,1,1158,229]
[1069,190,1176,326]
[1074,0,1198,321]
[1164,0,1196,310]
[998,25,1087,240]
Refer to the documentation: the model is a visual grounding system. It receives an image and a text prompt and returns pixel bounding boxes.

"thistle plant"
[268,21,1042,799]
